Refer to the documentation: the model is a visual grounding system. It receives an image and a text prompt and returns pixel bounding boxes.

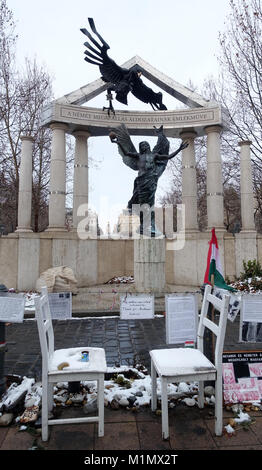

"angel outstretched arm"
[155,141,189,161]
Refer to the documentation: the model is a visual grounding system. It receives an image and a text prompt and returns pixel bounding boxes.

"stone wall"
[0,232,261,291]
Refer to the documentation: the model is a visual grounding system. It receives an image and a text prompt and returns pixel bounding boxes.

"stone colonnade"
[16,124,254,235]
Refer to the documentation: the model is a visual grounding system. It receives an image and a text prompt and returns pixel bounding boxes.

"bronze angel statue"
[80,18,167,115]
[109,124,188,236]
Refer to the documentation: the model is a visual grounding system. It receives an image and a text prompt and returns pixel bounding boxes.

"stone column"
[205,125,225,231]
[239,140,255,232]
[16,136,34,232]
[47,123,68,231]
[134,238,166,293]
[72,130,90,230]
[180,131,198,232]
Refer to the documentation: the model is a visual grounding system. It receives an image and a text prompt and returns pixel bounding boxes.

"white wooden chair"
[34,287,107,442]
[150,284,230,440]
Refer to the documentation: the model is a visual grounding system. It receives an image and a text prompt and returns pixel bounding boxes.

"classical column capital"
[20,135,34,143]
[50,122,69,132]
[179,130,197,140]
[238,140,252,147]
[72,129,91,139]
[204,124,223,135]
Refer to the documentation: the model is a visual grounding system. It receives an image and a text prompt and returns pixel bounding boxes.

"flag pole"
[210,273,215,361]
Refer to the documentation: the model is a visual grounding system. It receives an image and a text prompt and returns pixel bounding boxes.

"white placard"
[242,294,262,323]
[0,294,25,323]
[165,294,198,344]
[120,294,154,320]
[48,292,72,320]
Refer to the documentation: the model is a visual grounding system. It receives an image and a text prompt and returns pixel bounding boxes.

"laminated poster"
[0,294,25,323]
[223,351,262,403]
[48,292,72,320]
[240,294,262,342]
[165,294,198,344]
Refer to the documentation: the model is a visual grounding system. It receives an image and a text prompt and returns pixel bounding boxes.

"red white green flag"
[204,228,235,291]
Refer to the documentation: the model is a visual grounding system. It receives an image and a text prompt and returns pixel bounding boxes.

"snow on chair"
[150,284,230,440]
[34,287,107,442]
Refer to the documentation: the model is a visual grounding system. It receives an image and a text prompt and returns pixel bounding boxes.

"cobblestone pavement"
[3,315,261,380]
[1,314,262,454]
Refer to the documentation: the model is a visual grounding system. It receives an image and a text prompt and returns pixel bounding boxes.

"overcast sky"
[8,0,231,232]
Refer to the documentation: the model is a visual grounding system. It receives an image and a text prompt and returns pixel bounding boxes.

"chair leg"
[41,376,49,441]
[151,359,157,411]
[198,381,204,408]
[215,375,223,436]
[161,377,169,440]
[97,376,104,437]
[48,383,53,413]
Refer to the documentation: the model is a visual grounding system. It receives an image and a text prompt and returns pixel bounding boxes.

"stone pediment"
[42,55,228,137]
[55,55,212,109]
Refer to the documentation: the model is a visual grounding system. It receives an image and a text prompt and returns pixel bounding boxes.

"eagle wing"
[81,18,129,85]
[110,124,139,171]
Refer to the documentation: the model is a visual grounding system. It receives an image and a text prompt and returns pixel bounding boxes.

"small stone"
[127,396,136,406]
[204,386,215,397]
[118,397,129,407]
[70,393,84,404]
[232,404,243,414]
[83,397,97,415]
[135,391,143,397]
[0,413,13,426]
[113,393,122,402]
[182,398,196,407]
[110,399,120,410]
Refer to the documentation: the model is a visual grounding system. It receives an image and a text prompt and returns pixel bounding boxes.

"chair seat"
[150,348,216,377]
[49,347,107,373]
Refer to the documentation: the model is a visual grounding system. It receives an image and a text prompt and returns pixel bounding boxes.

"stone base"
[134,238,166,293]
[45,227,68,232]
[15,227,33,233]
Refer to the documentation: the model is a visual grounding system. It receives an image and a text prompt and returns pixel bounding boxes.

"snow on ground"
[0,366,259,435]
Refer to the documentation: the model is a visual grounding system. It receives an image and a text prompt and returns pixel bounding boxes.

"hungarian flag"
[204,228,235,291]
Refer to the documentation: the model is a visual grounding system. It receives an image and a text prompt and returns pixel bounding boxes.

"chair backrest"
[197,284,230,368]
[34,287,54,372]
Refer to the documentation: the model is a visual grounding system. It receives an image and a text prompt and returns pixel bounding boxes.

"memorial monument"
[0,20,259,294]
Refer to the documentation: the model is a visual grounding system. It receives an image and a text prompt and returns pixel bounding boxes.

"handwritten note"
[120,294,154,320]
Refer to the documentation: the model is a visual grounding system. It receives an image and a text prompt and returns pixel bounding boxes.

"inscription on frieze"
[60,106,215,126]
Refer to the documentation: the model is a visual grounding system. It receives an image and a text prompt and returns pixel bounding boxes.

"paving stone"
[0,427,9,448]
[136,420,171,450]
[94,422,139,450]
[0,427,36,450]
[205,418,261,448]
[46,424,95,450]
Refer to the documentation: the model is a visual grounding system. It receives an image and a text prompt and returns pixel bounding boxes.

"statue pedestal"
[134,238,166,293]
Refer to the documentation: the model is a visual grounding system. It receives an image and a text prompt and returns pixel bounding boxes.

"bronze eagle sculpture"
[80,18,167,115]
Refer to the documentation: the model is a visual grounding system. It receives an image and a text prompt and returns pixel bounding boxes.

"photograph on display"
[222,351,262,403]
[240,294,262,342]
